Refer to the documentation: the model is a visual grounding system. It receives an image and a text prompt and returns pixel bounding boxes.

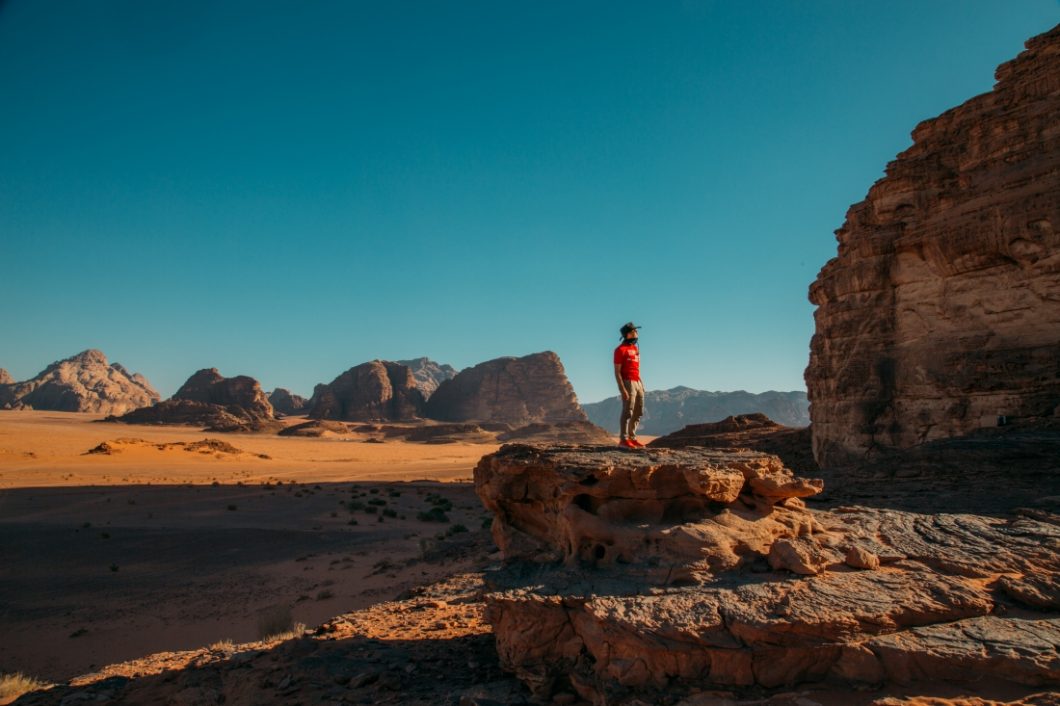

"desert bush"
[0,672,51,700]
[417,506,449,523]
[257,605,296,640]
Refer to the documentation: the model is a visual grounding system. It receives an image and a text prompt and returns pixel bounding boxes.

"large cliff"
[0,350,159,415]
[806,24,1060,466]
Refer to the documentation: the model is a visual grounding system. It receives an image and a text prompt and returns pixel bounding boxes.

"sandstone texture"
[806,24,1060,467]
[267,388,309,416]
[396,357,458,399]
[425,351,588,425]
[583,388,809,437]
[108,368,278,432]
[476,444,1060,704]
[649,413,817,476]
[0,349,159,414]
[308,360,425,421]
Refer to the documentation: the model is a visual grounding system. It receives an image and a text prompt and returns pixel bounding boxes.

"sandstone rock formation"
[806,24,1060,467]
[0,368,13,385]
[649,413,817,476]
[425,351,588,426]
[583,388,809,436]
[108,368,278,432]
[396,357,457,399]
[268,388,309,416]
[307,361,425,421]
[0,349,159,414]
[476,444,1060,703]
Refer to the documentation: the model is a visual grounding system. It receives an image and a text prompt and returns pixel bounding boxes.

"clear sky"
[1,1,1057,404]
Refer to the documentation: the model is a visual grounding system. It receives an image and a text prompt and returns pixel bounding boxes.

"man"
[614,322,645,448]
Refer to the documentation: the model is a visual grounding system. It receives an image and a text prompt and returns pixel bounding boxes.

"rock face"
[0,368,13,385]
[396,357,457,399]
[109,368,277,432]
[806,24,1060,467]
[0,350,159,414]
[267,388,308,416]
[649,413,817,476]
[583,388,810,436]
[308,361,425,421]
[477,444,1060,703]
[425,352,588,425]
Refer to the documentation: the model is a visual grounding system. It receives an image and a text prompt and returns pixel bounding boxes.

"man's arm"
[614,363,628,400]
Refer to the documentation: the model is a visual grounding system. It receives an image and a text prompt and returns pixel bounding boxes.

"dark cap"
[619,322,641,337]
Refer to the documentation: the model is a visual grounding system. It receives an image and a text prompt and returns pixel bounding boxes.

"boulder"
[0,349,159,415]
[805,23,1060,467]
[307,360,425,421]
[425,351,588,425]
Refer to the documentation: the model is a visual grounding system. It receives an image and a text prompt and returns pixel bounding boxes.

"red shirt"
[613,343,641,382]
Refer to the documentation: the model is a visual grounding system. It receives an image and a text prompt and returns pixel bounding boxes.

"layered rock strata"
[0,349,159,414]
[806,24,1060,466]
[425,351,588,425]
[476,445,1060,703]
[308,361,425,421]
[109,368,277,432]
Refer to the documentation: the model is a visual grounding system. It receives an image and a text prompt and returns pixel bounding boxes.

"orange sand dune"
[0,410,499,488]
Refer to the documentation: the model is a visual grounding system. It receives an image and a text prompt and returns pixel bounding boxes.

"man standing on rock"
[614,322,645,448]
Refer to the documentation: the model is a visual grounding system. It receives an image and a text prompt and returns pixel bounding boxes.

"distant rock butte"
[476,443,1060,703]
[108,368,277,432]
[267,387,309,416]
[396,357,458,399]
[806,23,1060,467]
[0,368,13,385]
[425,351,588,426]
[308,360,425,421]
[0,349,159,415]
[582,387,810,436]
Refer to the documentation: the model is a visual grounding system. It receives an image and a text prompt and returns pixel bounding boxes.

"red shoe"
[619,439,637,449]
[629,438,645,447]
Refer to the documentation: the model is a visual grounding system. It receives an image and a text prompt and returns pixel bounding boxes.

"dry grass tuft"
[0,672,52,701]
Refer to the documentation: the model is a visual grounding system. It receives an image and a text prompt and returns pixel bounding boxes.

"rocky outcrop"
[108,368,278,432]
[649,413,817,476]
[583,388,810,436]
[267,388,308,416]
[307,361,425,421]
[0,368,13,385]
[0,350,159,414]
[806,24,1060,467]
[396,357,457,399]
[477,444,1060,703]
[425,352,588,426]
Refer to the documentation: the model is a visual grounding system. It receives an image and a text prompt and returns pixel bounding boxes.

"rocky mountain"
[581,386,809,436]
[0,349,159,414]
[109,368,277,432]
[308,360,425,421]
[0,368,13,385]
[424,351,587,425]
[267,388,309,416]
[806,24,1060,467]
[395,357,457,399]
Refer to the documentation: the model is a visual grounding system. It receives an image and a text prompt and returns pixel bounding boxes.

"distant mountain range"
[581,387,809,436]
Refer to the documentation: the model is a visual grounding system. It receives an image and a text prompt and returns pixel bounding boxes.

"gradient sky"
[1,1,1057,404]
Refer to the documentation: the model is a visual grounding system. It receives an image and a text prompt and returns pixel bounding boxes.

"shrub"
[417,507,450,523]
[0,673,52,700]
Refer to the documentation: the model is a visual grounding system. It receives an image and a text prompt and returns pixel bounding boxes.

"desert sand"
[0,410,502,684]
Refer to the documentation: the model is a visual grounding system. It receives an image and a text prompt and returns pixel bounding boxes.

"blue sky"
[1,1,1057,403]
